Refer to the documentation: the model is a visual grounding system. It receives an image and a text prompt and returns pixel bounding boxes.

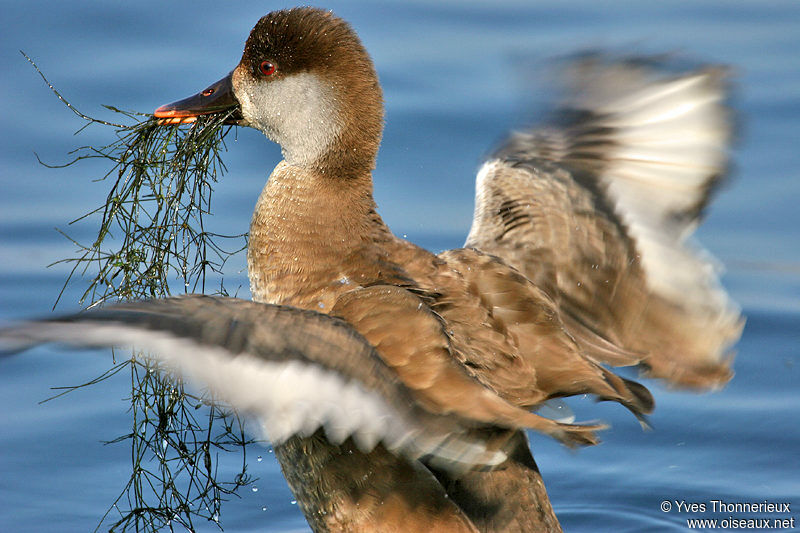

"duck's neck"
[247,161,389,310]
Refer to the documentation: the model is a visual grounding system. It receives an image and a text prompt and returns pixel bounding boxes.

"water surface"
[1,1,798,531]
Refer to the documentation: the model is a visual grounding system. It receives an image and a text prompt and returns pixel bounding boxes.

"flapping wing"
[2,295,522,472]
[438,248,653,422]
[465,54,743,388]
[330,284,605,448]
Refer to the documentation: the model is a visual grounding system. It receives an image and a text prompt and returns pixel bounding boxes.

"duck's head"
[155,8,384,172]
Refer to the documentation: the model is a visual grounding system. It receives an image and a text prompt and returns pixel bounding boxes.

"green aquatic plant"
[25,52,254,532]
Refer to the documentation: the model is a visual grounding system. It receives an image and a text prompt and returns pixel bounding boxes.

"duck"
[1,7,743,532]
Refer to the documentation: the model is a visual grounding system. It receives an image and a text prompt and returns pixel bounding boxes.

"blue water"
[1,1,798,531]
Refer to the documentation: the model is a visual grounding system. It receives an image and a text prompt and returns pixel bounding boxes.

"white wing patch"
[1,320,507,471]
[466,160,505,245]
[564,63,738,323]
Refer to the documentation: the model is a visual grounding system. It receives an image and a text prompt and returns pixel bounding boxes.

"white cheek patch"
[235,70,343,166]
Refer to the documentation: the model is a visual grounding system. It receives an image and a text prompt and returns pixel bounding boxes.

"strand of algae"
[24,51,255,532]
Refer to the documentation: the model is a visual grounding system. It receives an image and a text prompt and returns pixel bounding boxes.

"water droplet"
[290,500,297,505]
[318,301,325,309]
[262,506,267,512]
[252,486,259,493]
[257,455,263,462]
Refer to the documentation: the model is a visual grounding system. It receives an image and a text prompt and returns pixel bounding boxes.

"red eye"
[259,61,276,76]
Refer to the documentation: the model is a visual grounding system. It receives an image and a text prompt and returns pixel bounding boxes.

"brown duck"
[2,7,743,532]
